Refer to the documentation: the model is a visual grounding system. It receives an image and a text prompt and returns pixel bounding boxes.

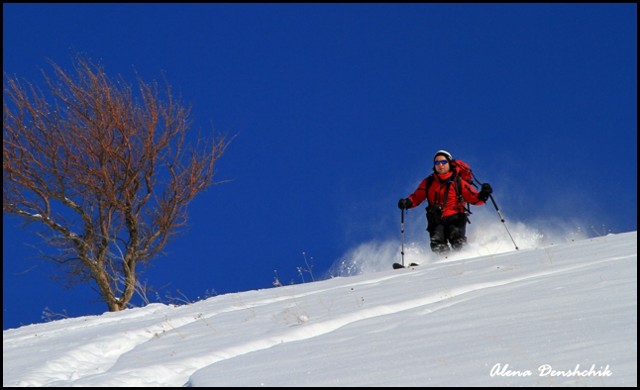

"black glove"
[478,183,493,202]
[398,198,413,210]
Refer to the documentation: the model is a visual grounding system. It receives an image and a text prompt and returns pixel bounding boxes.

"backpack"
[450,159,474,185]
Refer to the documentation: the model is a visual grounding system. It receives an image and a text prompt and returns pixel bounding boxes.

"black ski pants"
[427,212,468,254]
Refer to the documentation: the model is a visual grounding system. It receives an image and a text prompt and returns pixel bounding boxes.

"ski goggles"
[434,160,449,166]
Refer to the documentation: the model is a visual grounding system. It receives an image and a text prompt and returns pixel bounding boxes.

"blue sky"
[3,4,637,330]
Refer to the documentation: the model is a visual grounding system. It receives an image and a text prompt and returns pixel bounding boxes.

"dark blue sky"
[3,4,636,330]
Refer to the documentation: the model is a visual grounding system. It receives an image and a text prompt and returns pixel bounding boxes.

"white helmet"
[433,150,452,161]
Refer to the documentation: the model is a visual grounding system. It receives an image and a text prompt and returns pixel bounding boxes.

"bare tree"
[3,57,231,312]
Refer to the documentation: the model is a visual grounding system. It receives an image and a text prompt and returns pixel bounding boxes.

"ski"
[392,262,419,269]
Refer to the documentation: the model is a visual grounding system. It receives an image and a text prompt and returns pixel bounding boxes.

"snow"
[3,230,637,387]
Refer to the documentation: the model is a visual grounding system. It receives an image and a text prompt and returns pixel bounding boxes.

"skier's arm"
[462,182,492,205]
[407,178,428,208]
[462,181,485,205]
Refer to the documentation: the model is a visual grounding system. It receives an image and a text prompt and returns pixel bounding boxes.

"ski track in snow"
[6,233,635,387]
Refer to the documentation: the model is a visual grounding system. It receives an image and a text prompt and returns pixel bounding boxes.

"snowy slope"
[3,231,637,387]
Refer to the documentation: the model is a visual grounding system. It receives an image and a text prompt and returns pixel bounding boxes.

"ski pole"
[487,194,519,250]
[472,173,519,250]
[401,208,405,266]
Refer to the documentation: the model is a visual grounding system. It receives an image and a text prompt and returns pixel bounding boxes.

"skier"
[397,150,493,254]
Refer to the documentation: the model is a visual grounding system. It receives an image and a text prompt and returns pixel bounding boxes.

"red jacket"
[407,171,485,218]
